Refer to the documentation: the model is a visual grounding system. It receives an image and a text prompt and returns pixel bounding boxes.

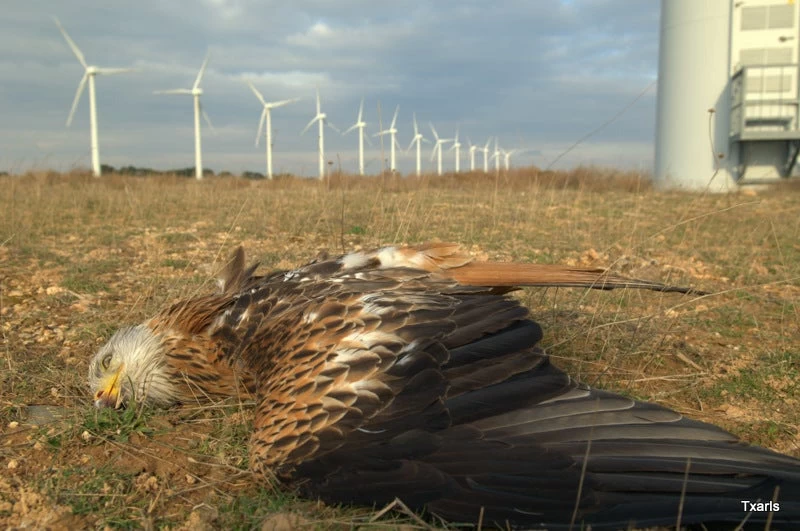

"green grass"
[160,258,190,269]
[81,405,157,444]
[705,350,798,403]
[217,487,299,530]
[47,465,135,514]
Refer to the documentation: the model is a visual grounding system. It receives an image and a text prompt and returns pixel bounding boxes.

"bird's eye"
[101,354,113,370]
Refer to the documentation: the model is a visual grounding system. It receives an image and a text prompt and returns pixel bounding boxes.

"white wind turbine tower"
[449,128,462,173]
[429,122,453,176]
[479,137,492,173]
[54,17,133,178]
[247,81,300,180]
[343,98,371,176]
[467,138,478,171]
[301,87,339,180]
[154,54,213,180]
[407,113,429,176]
[375,105,400,173]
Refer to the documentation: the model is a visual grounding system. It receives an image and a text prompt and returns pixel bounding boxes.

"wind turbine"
[490,138,502,173]
[467,138,478,171]
[247,81,300,180]
[449,128,462,173]
[407,113,429,176]
[375,105,400,173]
[502,149,518,170]
[429,123,453,176]
[301,87,339,180]
[343,97,371,176]
[53,17,133,178]
[479,137,492,173]
[154,54,213,180]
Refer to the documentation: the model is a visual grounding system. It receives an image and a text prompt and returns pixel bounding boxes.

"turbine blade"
[53,17,88,68]
[301,116,319,135]
[66,72,88,127]
[429,122,439,140]
[431,144,439,161]
[247,81,267,106]
[390,105,399,128]
[343,123,358,135]
[255,109,267,146]
[193,54,209,90]
[357,98,364,122]
[153,88,193,95]
[364,132,373,147]
[96,67,134,75]
[413,113,419,135]
[269,98,300,108]
[326,120,341,134]
[201,103,214,132]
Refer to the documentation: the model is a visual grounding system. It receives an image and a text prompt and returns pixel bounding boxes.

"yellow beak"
[94,364,125,408]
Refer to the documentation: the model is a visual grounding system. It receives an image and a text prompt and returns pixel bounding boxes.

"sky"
[1,1,660,177]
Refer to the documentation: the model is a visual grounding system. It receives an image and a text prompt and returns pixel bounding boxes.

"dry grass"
[1,167,799,529]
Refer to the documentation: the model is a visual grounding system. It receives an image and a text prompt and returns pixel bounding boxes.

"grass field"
[1,168,799,529]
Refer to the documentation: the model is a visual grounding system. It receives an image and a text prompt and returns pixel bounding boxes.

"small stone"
[7,459,18,469]
[8,421,19,429]
[81,431,91,442]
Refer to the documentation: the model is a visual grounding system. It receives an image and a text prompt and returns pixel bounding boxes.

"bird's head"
[88,324,175,408]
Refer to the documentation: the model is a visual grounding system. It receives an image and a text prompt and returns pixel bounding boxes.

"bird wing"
[248,241,705,294]
[206,244,798,529]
